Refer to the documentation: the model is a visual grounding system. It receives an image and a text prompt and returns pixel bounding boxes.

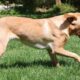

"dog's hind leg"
[0,28,12,56]
[0,26,19,56]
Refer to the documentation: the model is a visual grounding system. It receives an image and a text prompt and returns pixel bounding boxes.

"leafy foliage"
[52,4,77,15]
[0,3,77,19]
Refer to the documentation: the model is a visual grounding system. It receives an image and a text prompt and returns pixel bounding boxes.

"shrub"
[0,3,77,18]
[52,4,77,15]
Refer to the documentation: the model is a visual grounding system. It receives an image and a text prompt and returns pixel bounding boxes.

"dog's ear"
[64,13,78,30]
[60,13,77,30]
[64,13,77,23]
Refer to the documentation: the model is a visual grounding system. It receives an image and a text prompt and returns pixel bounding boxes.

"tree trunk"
[55,0,62,5]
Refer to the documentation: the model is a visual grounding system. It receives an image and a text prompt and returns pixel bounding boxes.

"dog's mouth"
[76,30,80,37]
[71,29,80,37]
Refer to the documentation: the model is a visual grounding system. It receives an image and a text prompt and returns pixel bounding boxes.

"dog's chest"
[34,42,53,49]
[34,43,48,49]
[22,40,49,49]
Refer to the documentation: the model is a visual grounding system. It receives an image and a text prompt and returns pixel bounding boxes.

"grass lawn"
[0,2,79,80]
[0,36,79,80]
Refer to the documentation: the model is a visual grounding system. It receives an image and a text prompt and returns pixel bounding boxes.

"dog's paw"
[77,57,80,62]
[52,61,60,67]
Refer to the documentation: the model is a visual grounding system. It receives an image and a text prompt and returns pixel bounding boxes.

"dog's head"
[64,13,80,37]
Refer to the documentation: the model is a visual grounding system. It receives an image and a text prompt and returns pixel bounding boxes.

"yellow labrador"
[0,13,80,66]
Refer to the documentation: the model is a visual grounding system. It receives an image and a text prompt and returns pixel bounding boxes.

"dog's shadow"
[0,60,71,68]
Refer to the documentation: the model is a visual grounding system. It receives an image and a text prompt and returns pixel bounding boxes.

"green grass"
[0,3,79,80]
[0,36,79,80]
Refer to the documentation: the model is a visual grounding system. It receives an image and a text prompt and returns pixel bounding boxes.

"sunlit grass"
[0,36,79,80]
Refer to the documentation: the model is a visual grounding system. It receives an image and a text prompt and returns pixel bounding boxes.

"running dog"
[0,13,80,66]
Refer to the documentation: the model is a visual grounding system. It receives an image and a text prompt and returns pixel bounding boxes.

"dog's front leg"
[47,43,60,67]
[47,48,59,66]
[52,33,80,62]
[54,47,80,62]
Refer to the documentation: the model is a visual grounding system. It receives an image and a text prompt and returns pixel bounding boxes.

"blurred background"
[0,0,80,18]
